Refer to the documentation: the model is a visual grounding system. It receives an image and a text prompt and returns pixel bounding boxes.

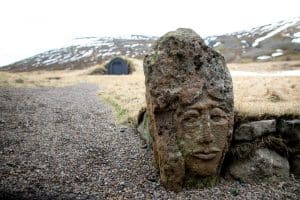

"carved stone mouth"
[192,153,217,160]
[192,147,220,160]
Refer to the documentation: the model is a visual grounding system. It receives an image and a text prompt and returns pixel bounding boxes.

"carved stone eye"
[210,108,227,124]
[184,117,198,125]
[210,115,223,123]
[182,110,199,127]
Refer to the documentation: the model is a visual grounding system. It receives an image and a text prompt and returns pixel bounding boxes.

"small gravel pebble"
[0,83,299,199]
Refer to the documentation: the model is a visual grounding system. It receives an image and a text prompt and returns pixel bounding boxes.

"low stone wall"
[227,118,300,182]
[137,109,300,184]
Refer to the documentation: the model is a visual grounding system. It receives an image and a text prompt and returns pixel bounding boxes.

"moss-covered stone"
[137,109,153,148]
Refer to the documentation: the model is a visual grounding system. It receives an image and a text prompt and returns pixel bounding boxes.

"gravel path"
[0,83,299,199]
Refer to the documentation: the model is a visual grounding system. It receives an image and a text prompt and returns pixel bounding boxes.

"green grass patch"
[100,95,133,124]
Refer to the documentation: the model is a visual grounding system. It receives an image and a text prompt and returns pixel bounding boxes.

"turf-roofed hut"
[107,57,129,75]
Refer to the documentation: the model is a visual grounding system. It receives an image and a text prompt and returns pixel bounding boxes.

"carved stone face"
[176,99,230,176]
[144,28,234,191]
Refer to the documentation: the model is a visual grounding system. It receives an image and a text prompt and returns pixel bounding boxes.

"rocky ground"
[0,83,299,199]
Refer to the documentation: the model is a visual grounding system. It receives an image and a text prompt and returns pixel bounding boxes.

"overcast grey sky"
[0,0,299,66]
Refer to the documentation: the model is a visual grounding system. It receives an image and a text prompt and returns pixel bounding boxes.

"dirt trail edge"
[0,83,299,200]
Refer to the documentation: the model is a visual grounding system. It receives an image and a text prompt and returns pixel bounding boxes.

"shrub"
[89,66,107,75]
[15,78,24,83]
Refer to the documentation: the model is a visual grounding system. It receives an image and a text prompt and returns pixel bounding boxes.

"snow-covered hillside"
[205,17,300,62]
[1,35,157,71]
[1,18,300,71]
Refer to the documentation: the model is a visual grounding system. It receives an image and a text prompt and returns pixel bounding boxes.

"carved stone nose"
[196,132,214,144]
[202,131,214,144]
[197,115,215,144]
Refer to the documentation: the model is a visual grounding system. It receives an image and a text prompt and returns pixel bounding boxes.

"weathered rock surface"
[277,119,300,144]
[138,109,300,184]
[234,120,276,141]
[229,148,290,183]
[229,118,300,183]
[137,108,152,148]
[144,28,234,191]
[291,155,300,178]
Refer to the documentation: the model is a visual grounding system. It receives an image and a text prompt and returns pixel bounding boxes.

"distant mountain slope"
[1,18,300,71]
[205,17,300,62]
[1,35,157,71]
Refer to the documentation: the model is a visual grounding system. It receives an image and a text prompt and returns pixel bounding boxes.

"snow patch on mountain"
[294,32,300,37]
[292,38,300,43]
[213,42,221,47]
[271,51,284,57]
[257,55,272,60]
[204,36,217,45]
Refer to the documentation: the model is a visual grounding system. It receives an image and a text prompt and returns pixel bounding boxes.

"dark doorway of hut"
[107,57,129,75]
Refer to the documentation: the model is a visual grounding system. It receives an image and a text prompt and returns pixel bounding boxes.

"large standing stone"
[228,148,290,183]
[144,28,234,191]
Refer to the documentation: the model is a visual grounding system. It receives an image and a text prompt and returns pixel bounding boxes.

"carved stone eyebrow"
[187,101,218,112]
[183,109,199,118]
[210,107,227,116]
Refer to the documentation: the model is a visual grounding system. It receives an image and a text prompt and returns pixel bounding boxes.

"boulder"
[234,120,276,142]
[144,28,234,191]
[291,155,300,178]
[137,108,152,148]
[229,148,290,183]
[277,119,300,144]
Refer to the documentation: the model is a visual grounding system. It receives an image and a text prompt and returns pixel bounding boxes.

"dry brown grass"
[228,60,300,72]
[233,76,300,117]
[1,60,300,123]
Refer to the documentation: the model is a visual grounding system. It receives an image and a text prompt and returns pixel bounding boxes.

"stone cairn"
[143,28,234,191]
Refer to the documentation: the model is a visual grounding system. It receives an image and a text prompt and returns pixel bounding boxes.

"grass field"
[1,60,300,123]
[228,60,300,71]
